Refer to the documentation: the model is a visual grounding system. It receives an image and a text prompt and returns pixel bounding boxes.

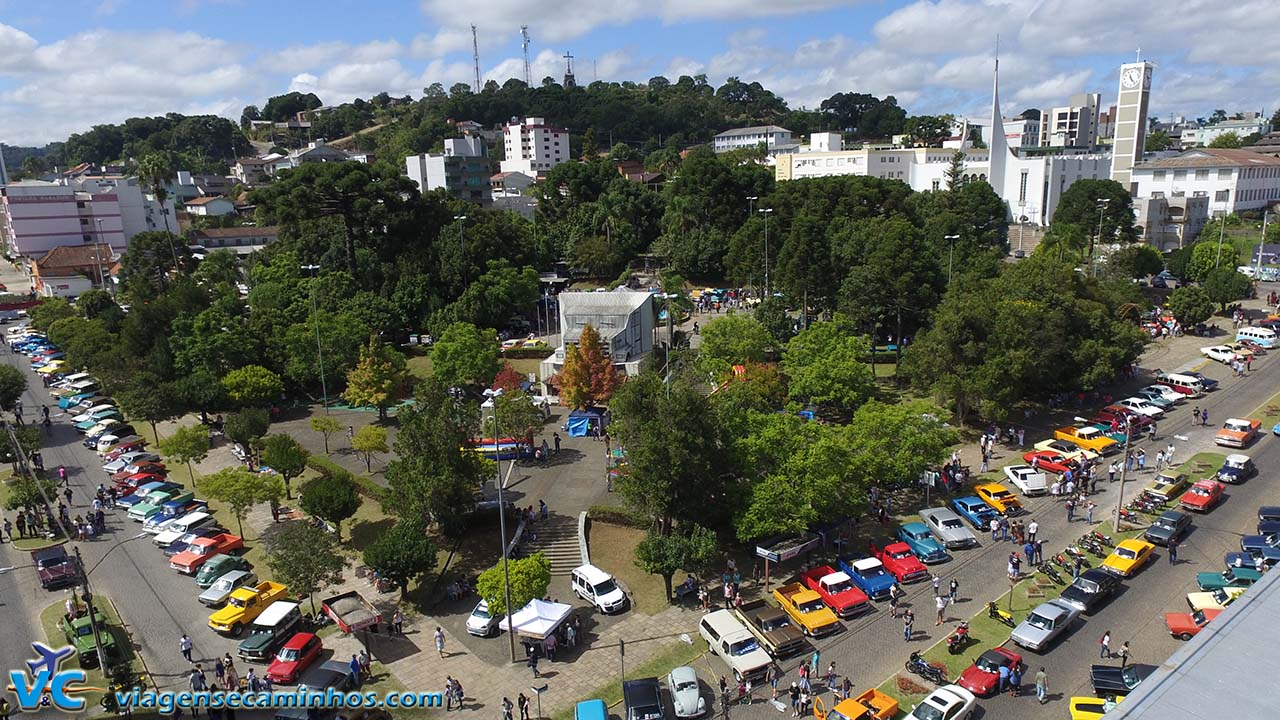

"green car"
[127,490,193,523]
[75,410,122,431]
[1196,566,1264,591]
[59,611,118,667]
[196,554,253,589]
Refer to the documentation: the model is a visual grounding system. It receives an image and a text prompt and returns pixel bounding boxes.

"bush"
[499,347,555,360]
[587,504,649,528]
[896,676,928,695]
[305,456,386,502]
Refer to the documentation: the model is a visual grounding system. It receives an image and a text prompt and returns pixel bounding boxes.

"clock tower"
[1110,61,1154,191]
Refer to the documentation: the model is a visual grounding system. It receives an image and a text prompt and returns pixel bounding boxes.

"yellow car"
[1101,539,1155,578]
[974,482,1025,515]
[1033,438,1101,463]
[1069,696,1123,719]
[1144,472,1189,503]
[1186,586,1246,612]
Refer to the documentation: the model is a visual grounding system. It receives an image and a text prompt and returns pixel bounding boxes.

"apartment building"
[0,181,127,257]
[1039,93,1101,148]
[499,117,569,177]
[712,125,795,154]
[1130,148,1280,217]
[406,136,492,203]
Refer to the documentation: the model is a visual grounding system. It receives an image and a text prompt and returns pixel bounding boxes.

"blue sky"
[2,0,1277,145]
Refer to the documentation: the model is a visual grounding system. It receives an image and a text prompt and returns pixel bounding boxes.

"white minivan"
[571,564,628,614]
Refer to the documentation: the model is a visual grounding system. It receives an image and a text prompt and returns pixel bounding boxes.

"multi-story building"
[1002,117,1040,148]
[1132,195,1210,251]
[30,243,116,297]
[1183,116,1271,148]
[188,226,279,256]
[1039,93,1101,148]
[1130,148,1280,217]
[405,136,492,203]
[539,290,655,379]
[499,117,569,177]
[0,181,127,257]
[712,125,794,154]
[64,174,175,239]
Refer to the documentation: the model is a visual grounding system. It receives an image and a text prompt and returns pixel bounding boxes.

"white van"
[570,564,628,614]
[1154,372,1205,398]
[1237,326,1278,349]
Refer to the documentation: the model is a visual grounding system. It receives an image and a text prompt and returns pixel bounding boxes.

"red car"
[1094,405,1153,431]
[1022,451,1078,475]
[114,472,167,495]
[799,565,871,618]
[1180,479,1224,513]
[265,632,323,684]
[170,533,245,574]
[111,462,167,483]
[103,441,147,462]
[958,647,1023,697]
[869,541,929,584]
[1165,608,1222,640]
[1238,338,1268,355]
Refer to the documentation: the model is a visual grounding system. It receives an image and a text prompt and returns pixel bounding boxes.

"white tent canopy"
[497,598,573,639]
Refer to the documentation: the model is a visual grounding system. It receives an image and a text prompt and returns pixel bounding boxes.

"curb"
[578,511,590,565]
[104,593,158,691]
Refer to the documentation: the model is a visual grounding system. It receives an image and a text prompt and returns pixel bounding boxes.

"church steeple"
[987,40,1009,197]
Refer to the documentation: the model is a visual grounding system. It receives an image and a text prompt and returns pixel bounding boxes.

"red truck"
[800,565,871,618]
[869,540,930,584]
[170,533,245,574]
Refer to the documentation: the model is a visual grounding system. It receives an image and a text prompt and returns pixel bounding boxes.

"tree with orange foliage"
[559,323,621,408]
[491,363,525,393]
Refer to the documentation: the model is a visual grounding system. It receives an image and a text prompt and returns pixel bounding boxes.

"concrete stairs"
[528,515,582,575]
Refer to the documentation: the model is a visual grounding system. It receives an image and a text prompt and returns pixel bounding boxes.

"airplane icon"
[26,642,74,676]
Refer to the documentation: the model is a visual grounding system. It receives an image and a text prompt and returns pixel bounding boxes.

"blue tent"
[565,407,608,437]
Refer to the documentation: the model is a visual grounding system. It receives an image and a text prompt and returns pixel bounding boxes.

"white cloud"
[261,39,403,73]
[0,23,38,70]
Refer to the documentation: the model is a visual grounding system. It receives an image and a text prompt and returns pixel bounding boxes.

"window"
[1219,169,1233,180]
[1195,169,1209,180]
[1173,170,1187,180]
[931,180,941,191]
[1215,190,1230,202]
[1152,191,1164,198]
[1019,170,1029,203]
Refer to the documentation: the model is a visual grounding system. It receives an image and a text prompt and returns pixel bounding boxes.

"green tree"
[137,153,175,232]
[559,323,621,409]
[635,524,718,601]
[224,408,271,447]
[299,472,362,541]
[1166,285,1214,327]
[781,316,876,413]
[1106,244,1165,279]
[201,466,285,537]
[1186,242,1239,282]
[901,114,954,146]
[0,366,27,411]
[0,425,41,473]
[117,381,179,442]
[361,516,437,598]
[754,296,795,344]
[699,313,773,375]
[1202,267,1253,311]
[342,340,408,421]
[309,415,342,454]
[158,424,211,486]
[1050,179,1139,244]
[1145,130,1172,152]
[264,520,349,613]
[1208,131,1242,149]
[261,433,310,499]
[175,369,228,422]
[351,425,387,472]
[28,298,77,331]
[430,322,500,390]
[4,473,58,511]
[117,231,193,299]
[482,389,544,443]
[476,552,552,617]
[221,365,285,408]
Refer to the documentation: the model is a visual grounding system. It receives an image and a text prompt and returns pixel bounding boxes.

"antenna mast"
[471,24,481,92]
[520,26,532,86]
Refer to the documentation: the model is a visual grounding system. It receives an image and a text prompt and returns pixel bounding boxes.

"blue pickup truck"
[951,496,999,531]
[837,556,897,601]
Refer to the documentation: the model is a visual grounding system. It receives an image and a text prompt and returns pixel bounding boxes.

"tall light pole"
[1092,198,1111,276]
[1215,203,1229,270]
[746,195,758,220]
[944,234,960,284]
[301,264,330,413]
[93,218,109,292]
[483,387,518,663]
[758,208,773,297]
[454,215,469,291]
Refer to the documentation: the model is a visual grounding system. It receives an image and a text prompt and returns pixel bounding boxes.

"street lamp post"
[76,532,148,670]
[746,196,758,221]
[454,215,469,291]
[1078,414,1134,531]
[1093,199,1111,276]
[1215,204,1229,270]
[758,208,773,297]
[301,265,330,414]
[944,234,960,283]
[483,387,518,663]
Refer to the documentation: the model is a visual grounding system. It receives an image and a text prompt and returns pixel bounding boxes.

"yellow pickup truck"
[208,580,288,636]
[814,690,898,720]
[1053,426,1118,455]
[772,582,840,637]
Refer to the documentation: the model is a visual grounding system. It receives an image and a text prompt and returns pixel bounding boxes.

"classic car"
[622,678,665,720]
[1132,388,1175,410]
[1200,345,1240,363]
[1217,454,1256,483]
[1140,384,1184,404]
[171,533,245,574]
[1179,479,1224,512]
[1053,425,1119,454]
[198,569,260,607]
[772,583,841,637]
[1186,586,1246,612]
[733,601,806,658]
[195,553,254,589]
[266,632,323,685]
[111,462,166,483]
[1068,696,1123,720]
[868,541,929,585]
[905,685,975,720]
[1033,439,1101,463]
[1195,567,1263,592]
[1164,608,1222,640]
[1184,372,1219,391]
[1093,405,1152,431]
[1115,397,1164,419]
[60,610,118,667]
[918,507,978,549]
[949,496,999,530]
[1002,465,1049,496]
[896,522,952,564]
[1144,472,1189,503]
[957,647,1023,697]
[1224,551,1280,569]
[1022,451,1078,475]
[801,566,872,616]
[1101,539,1155,578]
[1237,338,1269,354]
[974,482,1024,516]
[1090,664,1153,700]
[34,546,81,590]
[837,557,896,602]
[114,482,180,510]
[1142,510,1191,546]
[666,666,707,718]
[127,489,193,522]
[1056,568,1122,614]
[162,527,225,555]
[1215,418,1262,448]
[103,451,162,475]
[1010,599,1081,651]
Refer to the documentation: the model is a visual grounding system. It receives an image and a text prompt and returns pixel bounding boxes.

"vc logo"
[6,641,103,712]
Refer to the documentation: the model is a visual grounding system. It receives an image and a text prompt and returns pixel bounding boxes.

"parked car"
[1144,472,1189,503]
[571,564,628,614]
[1010,599,1081,651]
[974,482,1025,516]
[837,557,896,603]
[1140,384,1184,404]
[950,496,999,530]
[1200,345,1240,363]
[1180,479,1224,513]
[1143,510,1192,546]
[622,678,665,720]
[1003,465,1049,496]
[1133,388,1175,410]
[918,507,978,549]
[1186,586,1246,612]
[1215,418,1261,448]
[905,685,975,720]
[1032,439,1101,463]
[896,522,952,564]
[1164,608,1222,641]
[1101,539,1155,578]
[465,600,500,637]
[1056,568,1121,614]
[34,546,80,590]
[1090,664,1154,700]
[198,569,260,607]
[868,541,929,585]
[1195,567,1263,592]
[666,666,706,718]
[1021,451,1078,475]
[265,632,323,685]
[958,647,1023,697]
[1217,454,1256,484]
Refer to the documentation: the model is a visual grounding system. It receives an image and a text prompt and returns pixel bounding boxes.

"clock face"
[1121,67,1143,89]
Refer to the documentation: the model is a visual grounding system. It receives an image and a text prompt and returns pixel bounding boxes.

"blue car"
[1239,534,1280,563]
[59,393,96,409]
[1225,551,1280,569]
[950,496,999,530]
[1185,372,1219,391]
[838,556,897,601]
[896,522,951,564]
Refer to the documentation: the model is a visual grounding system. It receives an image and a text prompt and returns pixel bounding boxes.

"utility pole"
[73,546,110,670]
[945,234,960,284]
[471,25,482,92]
[520,26,532,86]
[1093,198,1111,276]
[758,208,773,297]
[1114,417,1133,531]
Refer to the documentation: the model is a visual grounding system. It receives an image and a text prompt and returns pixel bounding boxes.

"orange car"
[1214,418,1261,449]
[1180,479,1224,513]
[1165,608,1222,640]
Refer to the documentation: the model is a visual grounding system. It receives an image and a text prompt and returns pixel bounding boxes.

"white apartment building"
[712,125,794,154]
[1039,93,1101,148]
[1130,148,1280,217]
[499,117,569,177]
[1002,117,1040,148]
[1182,117,1271,148]
[64,174,175,239]
[0,181,128,257]
[405,136,492,203]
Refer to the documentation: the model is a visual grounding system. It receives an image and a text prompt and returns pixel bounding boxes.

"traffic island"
[36,593,147,719]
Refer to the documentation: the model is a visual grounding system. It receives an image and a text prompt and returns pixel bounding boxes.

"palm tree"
[137,153,174,233]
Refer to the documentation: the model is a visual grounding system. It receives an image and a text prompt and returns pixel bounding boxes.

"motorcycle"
[1118,508,1140,523]
[1065,546,1091,566]
[1090,531,1114,547]
[987,601,1015,628]
[1037,562,1063,584]
[906,651,947,684]
[1054,554,1074,573]
[946,621,971,655]
[1081,539,1106,558]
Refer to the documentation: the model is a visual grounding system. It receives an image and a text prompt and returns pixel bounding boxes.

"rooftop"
[560,290,653,315]
[189,226,278,239]
[715,125,793,139]
[1135,148,1280,170]
[34,243,115,272]
[184,196,228,206]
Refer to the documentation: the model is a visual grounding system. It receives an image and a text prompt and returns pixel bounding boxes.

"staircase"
[527,515,581,576]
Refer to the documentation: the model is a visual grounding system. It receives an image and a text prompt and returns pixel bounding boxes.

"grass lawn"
[588,522,670,615]
[1253,388,1280,427]
[38,594,147,717]
[407,352,544,383]
[550,636,708,720]
[345,492,396,554]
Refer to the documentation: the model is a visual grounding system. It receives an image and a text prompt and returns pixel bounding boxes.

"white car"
[102,451,161,474]
[1201,345,1239,364]
[1032,439,1100,463]
[1004,465,1049,496]
[908,684,976,720]
[667,666,707,718]
[1117,397,1164,418]
[1142,384,1184,404]
[71,404,115,423]
[465,600,500,637]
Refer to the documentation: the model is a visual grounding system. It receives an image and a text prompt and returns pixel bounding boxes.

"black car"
[1057,568,1121,614]
[623,678,666,720]
[274,660,357,720]
[1143,510,1192,546]
[1090,664,1154,699]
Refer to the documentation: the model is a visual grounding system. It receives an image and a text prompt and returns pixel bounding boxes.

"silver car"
[918,507,978,549]
[666,666,706,718]
[1010,599,1080,651]
[198,569,258,607]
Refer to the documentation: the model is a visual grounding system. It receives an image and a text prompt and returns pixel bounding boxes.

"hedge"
[305,456,386,503]
[499,347,555,360]
[587,504,650,529]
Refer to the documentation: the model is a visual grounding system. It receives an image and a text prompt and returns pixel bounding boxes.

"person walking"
[932,574,942,596]
[769,664,782,700]
[888,584,900,618]
[1202,408,1209,427]
[529,652,540,678]
[1086,501,1096,525]
[934,594,948,626]
[903,610,914,641]
[392,609,404,636]
[1169,538,1179,564]
[1008,665,1021,697]
[1100,631,1111,659]
[180,633,193,663]
[948,577,959,603]
[1027,519,1038,544]
[1,696,11,720]
[989,517,999,542]
[518,694,531,720]
[788,682,800,717]
[434,626,446,657]
[1066,498,1075,523]
[1193,406,1202,426]
[1155,449,1165,471]
[1118,642,1131,668]
[1166,442,1176,466]
[1035,667,1048,705]
[503,697,514,720]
